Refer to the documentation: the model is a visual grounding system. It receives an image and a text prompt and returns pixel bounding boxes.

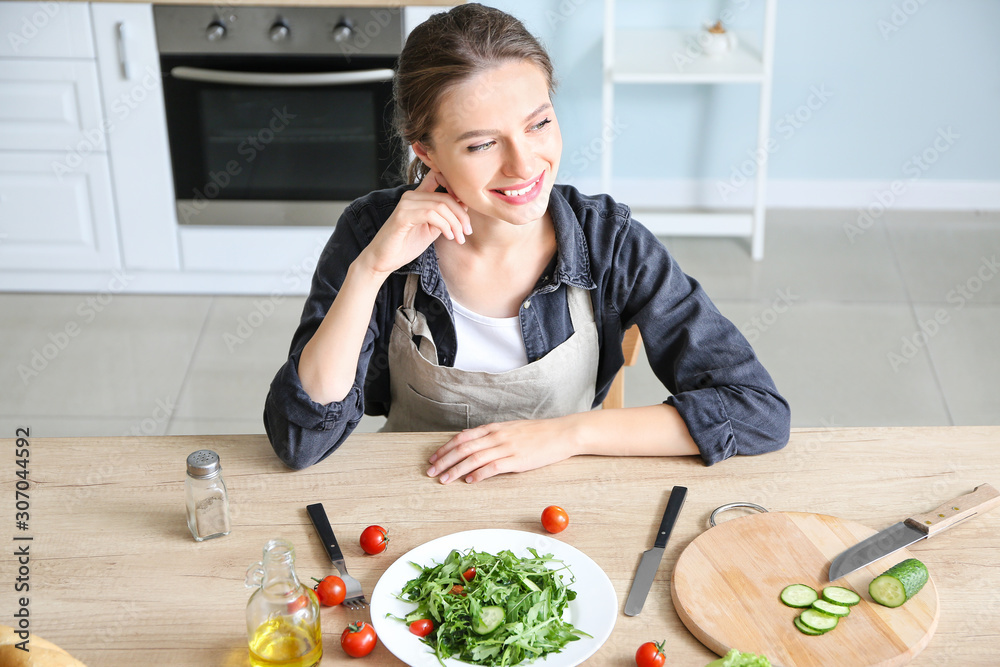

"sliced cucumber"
[780,584,818,608]
[793,615,825,635]
[472,606,504,634]
[798,608,839,632]
[869,558,928,608]
[821,586,861,607]
[811,599,850,617]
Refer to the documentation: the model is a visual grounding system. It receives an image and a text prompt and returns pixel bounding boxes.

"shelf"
[602,0,776,260]
[612,29,764,84]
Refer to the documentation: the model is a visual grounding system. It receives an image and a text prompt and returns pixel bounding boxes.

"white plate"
[369,529,617,667]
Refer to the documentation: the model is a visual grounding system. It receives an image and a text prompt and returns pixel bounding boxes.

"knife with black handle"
[624,485,687,616]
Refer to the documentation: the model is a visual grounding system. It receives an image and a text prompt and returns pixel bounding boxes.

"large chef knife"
[624,485,687,616]
[828,483,1000,581]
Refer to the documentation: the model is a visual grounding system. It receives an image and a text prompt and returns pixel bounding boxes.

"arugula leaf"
[392,547,590,666]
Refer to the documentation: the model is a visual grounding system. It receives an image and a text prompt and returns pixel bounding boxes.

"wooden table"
[2,427,998,666]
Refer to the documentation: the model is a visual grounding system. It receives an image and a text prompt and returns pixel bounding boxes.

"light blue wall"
[485,0,1000,183]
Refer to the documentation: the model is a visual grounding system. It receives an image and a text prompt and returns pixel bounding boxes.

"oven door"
[161,54,404,226]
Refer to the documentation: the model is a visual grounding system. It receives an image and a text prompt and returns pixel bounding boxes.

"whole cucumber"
[869,558,928,607]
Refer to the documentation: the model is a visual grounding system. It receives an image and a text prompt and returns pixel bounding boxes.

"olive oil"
[248,616,322,667]
[245,540,322,667]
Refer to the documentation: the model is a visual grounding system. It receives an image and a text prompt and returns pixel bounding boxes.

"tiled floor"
[2,209,998,439]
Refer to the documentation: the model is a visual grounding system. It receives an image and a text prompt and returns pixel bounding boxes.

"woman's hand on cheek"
[432,170,472,237]
[426,418,579,485]
[359,169,470,276]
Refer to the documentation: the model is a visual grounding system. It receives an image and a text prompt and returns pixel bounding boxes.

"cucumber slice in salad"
[472,606,505,634]
[821,586,861,607]
[780,584,818,608]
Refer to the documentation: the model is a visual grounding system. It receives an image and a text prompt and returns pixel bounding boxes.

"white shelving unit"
[602,0,777,260]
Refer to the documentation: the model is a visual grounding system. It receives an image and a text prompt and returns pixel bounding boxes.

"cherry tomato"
[409,619,434,637]
[461,567,477,582]
[541,505,569,534]
[449,584,466,596]
[341,621,377,658]
[286,591,310,614]
[360,525,389,555]
[312,575,346,606]
[635,640,666,667]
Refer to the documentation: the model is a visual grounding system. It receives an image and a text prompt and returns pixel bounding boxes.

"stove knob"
[269,21,290,42]
[332,18,354,43]
[206,21,226,41]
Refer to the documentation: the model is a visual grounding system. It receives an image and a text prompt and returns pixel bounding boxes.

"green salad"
[393,547,589,666]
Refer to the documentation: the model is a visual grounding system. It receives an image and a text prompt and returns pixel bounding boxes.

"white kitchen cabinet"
[0,59,106,152]
[0,151,120,270]
[90,2,179,271]
[0,2,120,274]
[602,0,777,260]
[0,1,94,59]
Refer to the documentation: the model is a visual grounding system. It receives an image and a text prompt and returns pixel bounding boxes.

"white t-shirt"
[450,298,529,373]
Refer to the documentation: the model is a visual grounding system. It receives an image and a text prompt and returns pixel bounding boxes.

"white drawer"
[0,151,120,271]
[0,2,94,58]
[0,59,106,153]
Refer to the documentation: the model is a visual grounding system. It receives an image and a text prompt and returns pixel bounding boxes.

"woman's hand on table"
[426,406,700,484]
[426,418,582,484]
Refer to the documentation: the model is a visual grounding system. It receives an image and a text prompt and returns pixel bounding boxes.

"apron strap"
[402,271,420,310]
[400,271,438,361]
[565,283,595,329]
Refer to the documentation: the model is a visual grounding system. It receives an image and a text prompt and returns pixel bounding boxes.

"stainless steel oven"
[154,5,406,226]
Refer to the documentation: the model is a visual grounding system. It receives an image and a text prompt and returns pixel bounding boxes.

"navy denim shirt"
[264,183,790,469]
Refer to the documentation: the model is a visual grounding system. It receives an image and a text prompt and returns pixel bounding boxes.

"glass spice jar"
[185,449,231,541]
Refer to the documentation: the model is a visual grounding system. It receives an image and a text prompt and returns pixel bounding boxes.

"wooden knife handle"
[904,483,1000,537]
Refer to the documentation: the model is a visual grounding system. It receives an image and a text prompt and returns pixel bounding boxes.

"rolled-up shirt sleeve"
[263,208,380,469]
[608,213,791,465]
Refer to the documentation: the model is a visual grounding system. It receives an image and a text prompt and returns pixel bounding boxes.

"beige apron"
[382,272,599,431]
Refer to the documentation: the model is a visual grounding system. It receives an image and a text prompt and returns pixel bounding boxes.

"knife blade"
[828,483,1000,581]
[624,485,687,616]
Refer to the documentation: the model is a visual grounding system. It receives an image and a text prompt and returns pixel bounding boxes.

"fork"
[307,503,367,610]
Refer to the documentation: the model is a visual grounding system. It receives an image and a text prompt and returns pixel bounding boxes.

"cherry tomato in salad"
[461,567,477,582]
[360,525,389,555]
[635,640,666,667]
[541,505,569,534]
[341,621,377,658]
[449,584,466,596]
[408,619,434,637]
[312,575,346,606]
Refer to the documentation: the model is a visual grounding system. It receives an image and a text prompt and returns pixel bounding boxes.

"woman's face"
[414,60,562,226]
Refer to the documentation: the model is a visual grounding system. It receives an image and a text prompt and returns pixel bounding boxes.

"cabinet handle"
[116,22,131,81]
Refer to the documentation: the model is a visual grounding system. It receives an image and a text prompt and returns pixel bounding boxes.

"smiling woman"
[263,3,791,478]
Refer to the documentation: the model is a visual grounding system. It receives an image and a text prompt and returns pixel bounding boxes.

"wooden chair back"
[602,326,642,410]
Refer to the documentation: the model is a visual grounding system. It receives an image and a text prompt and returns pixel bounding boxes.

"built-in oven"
[154,6,406,226]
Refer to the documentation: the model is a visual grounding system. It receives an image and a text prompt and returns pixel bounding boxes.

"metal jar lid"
[186,449,222,479]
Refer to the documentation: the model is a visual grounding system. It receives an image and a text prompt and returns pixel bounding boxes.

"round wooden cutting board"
[671,511,939,667]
